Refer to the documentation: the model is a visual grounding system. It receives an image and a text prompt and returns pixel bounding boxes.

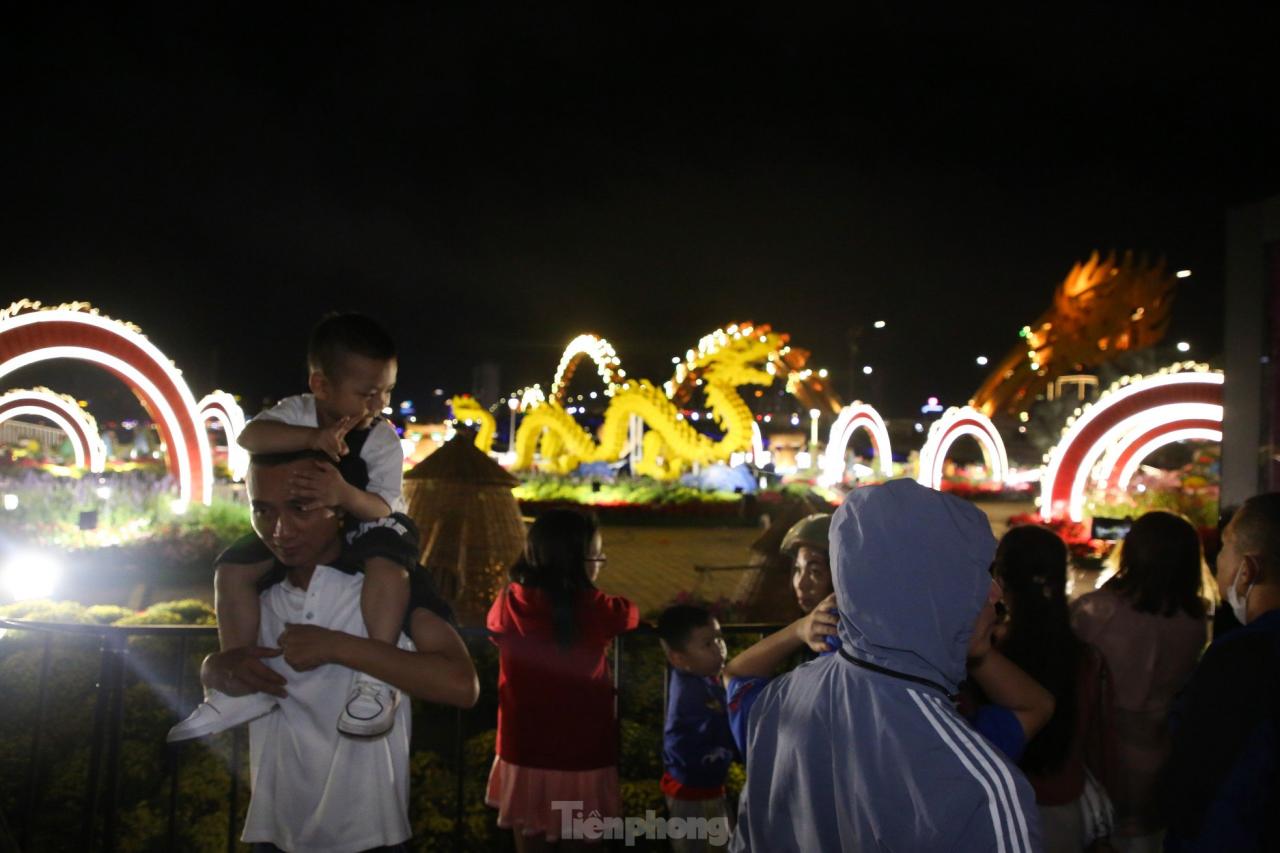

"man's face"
[1216,515,1248,602]
[248,459,343,568]
[312,355,398,430]
[671,619,728,678]
[792,545,833,613]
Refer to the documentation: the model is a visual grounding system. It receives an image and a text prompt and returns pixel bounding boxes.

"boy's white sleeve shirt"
[361,420,407,513]
[251,393,318,427]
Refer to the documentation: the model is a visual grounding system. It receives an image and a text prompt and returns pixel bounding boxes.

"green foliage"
[513,474,740,506]
[116,599,216,627]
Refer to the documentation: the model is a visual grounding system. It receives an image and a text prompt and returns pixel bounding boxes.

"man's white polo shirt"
[242,564,413,853]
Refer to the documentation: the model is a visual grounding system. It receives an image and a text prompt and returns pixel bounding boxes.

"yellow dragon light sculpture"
[502,323,786,480]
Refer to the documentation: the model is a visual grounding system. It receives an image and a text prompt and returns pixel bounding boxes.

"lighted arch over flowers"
[0,387,107,472]
[1039,363,1223,522]
[819,403,894,486]
[916,406,1008,490]
[0,300,213,505]
[1113,426,1222,492]
[198,391,249,481]
[550,335,626,403]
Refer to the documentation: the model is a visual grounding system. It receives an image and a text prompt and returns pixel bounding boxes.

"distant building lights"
[862,365,873,375]
[976,355,989,366]
[873,320,886,329]
[818,368,828,378]
[1175,269,1192,279]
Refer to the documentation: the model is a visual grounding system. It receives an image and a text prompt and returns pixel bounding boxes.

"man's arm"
[277,609,480,708]
[967,647,1055,741]
[722,593,838,686]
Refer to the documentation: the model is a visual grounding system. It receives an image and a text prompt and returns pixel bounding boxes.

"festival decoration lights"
[916,406,1008,490]
[0,387,107,472]
[819,403,894,486]
[0,301,213,504]
[197,391,249,481]
[1038,363,1222,522]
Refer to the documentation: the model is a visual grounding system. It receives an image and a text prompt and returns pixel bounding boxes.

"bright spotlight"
[1,551,61,601]
[1175,269,1192,279]
[976,355,989,366]
[1176,341,1191,353]
[862,365,873,375]
[873,320,886,329]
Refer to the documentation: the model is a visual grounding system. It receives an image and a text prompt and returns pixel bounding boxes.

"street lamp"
[508,396,520,452]
[809,408,821,453]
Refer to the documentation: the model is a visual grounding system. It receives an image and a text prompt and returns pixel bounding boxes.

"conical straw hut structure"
[404,434,526,625]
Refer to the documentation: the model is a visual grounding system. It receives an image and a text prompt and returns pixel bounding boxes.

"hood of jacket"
[832,478,996,693]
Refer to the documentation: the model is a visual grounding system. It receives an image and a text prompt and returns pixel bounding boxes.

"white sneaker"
[337,676,399,737]
[166,689,276,742]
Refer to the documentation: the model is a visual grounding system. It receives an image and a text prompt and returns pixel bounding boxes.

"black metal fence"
[0,618,782,852]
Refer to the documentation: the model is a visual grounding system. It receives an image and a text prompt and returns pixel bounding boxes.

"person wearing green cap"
[723,513,839,752]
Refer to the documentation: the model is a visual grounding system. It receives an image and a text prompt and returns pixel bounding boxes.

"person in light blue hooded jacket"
[731,478,1043,852]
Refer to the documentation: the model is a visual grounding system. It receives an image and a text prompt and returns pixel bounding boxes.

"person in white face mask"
[1163,492,1280,852]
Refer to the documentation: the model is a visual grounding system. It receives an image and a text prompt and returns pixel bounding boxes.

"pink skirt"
[485,756,621,841]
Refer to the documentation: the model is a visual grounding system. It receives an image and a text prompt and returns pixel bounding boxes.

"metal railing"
[0,617,783,853]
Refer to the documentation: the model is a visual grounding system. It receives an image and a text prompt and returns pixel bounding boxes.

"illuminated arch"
[198,391,249,481]
[917,406,1008,490]
[1113,426,1222,492]
[0,387,106,472]
[1039,364,1223,522]
[819,403,894,486]
[550,335,626,403]
[0,301,213,505]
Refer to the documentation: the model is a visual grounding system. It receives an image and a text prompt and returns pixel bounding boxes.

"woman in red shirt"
[485,509,640,851]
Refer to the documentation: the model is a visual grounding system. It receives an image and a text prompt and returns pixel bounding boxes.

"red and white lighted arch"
[0,387,107,472]
[198,391,249,481]
[916,406,1008,490]
[1039,364,1223,522]
[819,402,894,485]
[0,301,213,505]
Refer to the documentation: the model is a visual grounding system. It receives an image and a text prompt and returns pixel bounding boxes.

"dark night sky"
[3,5,1278,421]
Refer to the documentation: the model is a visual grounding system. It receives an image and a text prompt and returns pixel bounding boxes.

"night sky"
[3,5,1278,421]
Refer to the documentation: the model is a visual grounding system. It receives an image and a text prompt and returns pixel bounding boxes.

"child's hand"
[290,459,349,510]
[278,624,346,671]
[797,592,839,653]
[309,415,359,462]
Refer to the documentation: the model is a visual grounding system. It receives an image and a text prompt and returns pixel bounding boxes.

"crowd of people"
[164,312,1280,852]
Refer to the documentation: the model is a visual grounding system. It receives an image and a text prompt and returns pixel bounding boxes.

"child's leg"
[360,557,411,645]
[214,558,275,651]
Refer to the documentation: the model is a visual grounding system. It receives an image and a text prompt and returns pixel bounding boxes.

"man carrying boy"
[197,449,478,851]
[170,312,416,740]
[657,604,739,852]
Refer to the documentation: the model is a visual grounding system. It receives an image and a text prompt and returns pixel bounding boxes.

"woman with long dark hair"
[485,509,640,851]
[995,524,1115,852]
[1072,511,1212,852]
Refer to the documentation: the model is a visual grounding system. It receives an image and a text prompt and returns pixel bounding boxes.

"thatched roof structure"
[405,434,525,625]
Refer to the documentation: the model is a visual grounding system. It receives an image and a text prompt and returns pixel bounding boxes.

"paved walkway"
[140,500,1084,617]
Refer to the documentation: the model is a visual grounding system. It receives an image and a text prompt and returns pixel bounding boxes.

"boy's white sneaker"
[337,676,399,737]
[166,689,276,742]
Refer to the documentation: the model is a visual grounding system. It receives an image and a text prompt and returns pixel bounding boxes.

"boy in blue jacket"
[657,604,739,852]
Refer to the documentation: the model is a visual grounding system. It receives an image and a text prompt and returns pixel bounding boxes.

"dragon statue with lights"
[453,323,839,479]
[971,251,1178,417]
